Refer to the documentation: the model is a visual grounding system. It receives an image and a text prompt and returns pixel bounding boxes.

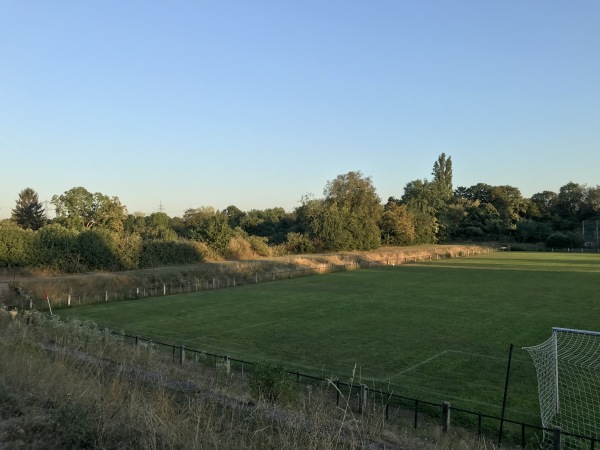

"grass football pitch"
[57,251,600,425]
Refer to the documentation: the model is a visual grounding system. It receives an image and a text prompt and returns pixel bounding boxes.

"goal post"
[524,328,600,447]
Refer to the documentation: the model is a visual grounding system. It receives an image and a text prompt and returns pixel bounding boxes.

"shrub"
[0,223,35,268]
[224,236,256,260]
[249,361,297,404]
[546,232,583,249]
[283,232,315,254]
[248,236,272,257]
[139,240,204,268]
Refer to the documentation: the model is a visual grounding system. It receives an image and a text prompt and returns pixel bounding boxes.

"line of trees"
[2,154,599,272]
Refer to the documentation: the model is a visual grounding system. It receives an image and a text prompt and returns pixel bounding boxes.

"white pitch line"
[387,349,529,380]
[396,350,449,375]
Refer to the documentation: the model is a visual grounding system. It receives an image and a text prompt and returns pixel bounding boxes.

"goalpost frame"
[552,327,600,337]
[550,327,600,415]
[525,327,600,446]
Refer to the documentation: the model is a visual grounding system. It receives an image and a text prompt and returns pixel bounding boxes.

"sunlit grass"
[57,251,600,425]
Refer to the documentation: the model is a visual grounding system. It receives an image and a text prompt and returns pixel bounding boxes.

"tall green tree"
[145,212,177,241]
[12,188,46,230]
[224,205,246,228]
[489,185,525,230]
[239,207,295,244]
[527,191,558,220]
[380,201,416,245]
[431,153,453,203]
[555,182,586,220]
[323,171,383,250]
[400,180,440,243]
[298,196,353,251]
[52,187,126,232]
[297,172,382,251]
[582,186,600,219]
[183,207,233,255]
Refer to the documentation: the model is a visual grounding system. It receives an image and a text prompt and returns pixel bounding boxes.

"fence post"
[163,284,166,295]
[67,295,71,307]
[552,427,561,450]
[498,343,514,445]
[105,291,108,302]
[442,402,450,432]
[414,400,419,428]
[180,345,185,364]
[359,384,367,413]
[224,355,231,376]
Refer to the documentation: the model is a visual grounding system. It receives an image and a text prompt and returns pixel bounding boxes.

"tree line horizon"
[3,154,599,272]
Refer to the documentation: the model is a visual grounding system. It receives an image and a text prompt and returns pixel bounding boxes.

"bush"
[249,361,297,404]
[224,236,256,260]
[546,232,583,249]
[0,223,35,268]
[248,236,272,257]
[139,240,204,268]
[283,232,315,254]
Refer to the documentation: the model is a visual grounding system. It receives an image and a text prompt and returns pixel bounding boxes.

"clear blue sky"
[1,1,599,219]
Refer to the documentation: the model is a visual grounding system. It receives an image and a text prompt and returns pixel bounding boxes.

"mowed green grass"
[58,252,600,423]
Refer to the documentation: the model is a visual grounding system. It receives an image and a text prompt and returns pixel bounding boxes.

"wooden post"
[359,384,367,413]
[163,284,166,295]
[67,295,71,307]
[180,345,185,364]
[442,402,450,432]
[224,355,231,375]
[105,291,108,302]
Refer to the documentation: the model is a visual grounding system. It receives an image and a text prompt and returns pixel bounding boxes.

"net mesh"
[524,328,600,448]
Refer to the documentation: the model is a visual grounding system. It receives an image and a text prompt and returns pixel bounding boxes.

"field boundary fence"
[7,247,496,311]
[120,331,597,449]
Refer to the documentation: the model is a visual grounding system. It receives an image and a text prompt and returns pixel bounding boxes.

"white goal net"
[524,328,600,448]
